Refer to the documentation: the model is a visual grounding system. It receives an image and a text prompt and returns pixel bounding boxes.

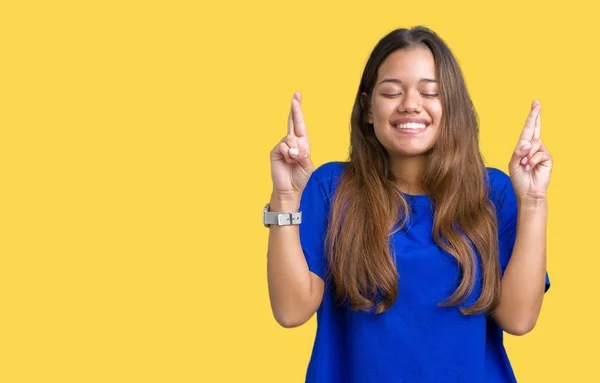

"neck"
[389,155,428,195]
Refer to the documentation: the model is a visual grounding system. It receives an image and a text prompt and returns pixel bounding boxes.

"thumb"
[509,139,531,172]
[292,138,314,173]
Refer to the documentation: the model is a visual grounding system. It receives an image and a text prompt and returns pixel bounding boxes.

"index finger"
[287,101,294,136]
[519,100,540,142]
[534,102,541,139]
[287,92,302,136]
[292,98,308,137]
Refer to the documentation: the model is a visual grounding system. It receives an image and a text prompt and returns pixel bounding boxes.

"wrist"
[270,191,301,211]
[517,195,548,210]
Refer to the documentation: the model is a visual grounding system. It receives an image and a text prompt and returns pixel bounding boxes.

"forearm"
[267,193,318,327]
[494,198,548,335]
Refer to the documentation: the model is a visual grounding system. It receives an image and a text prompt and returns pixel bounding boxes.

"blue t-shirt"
[298,161,550,383]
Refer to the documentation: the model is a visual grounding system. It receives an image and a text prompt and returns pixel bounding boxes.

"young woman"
[265,26,552,382]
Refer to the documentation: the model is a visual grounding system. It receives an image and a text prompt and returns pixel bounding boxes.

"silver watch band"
[263,203,302,227]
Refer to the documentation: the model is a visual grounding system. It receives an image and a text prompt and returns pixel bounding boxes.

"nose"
[398,90,422,113]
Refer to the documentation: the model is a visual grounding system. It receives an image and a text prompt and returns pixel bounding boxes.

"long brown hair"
[325,26,500,315]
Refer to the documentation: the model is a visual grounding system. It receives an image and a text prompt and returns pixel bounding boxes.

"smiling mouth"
[392,122,428,134]
[395,122,427,130]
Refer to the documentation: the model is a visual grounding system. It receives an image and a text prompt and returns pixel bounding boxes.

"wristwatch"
[263,203,302,227]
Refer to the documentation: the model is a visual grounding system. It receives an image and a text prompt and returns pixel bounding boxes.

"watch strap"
[263,203,302,227]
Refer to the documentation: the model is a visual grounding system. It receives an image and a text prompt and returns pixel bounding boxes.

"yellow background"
[1,0,596,381]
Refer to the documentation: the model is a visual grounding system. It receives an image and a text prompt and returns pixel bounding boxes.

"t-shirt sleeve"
[298,164,336,281]
[493,169,551,292]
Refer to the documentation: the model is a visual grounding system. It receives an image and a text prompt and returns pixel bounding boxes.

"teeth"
[395,122,426,129]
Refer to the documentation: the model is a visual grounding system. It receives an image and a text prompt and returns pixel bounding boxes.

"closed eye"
[382,93,438,98]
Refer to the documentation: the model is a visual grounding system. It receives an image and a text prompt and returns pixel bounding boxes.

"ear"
[360,92,373,124]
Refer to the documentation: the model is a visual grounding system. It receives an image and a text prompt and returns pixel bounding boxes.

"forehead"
[376,46,436,83]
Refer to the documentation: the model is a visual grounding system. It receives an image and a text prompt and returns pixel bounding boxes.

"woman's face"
[364,46,442,158]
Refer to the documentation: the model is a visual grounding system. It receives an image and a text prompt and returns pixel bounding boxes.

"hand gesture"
[508,100,553,200]
[270,92,314,197]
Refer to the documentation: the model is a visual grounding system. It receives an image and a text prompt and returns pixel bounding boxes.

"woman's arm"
[267,193,325,328]
[267,92,324,328]
[493,197,547,335]
[494,99,553,335]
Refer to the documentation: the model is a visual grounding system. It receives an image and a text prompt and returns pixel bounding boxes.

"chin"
[377,132,437,159]
[388,146,434,158]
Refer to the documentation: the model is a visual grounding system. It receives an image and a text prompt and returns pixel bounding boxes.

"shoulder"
[300,161,347,207]
[485,167,516,215]
[312,161,347,179]
[485,167,511,190]
[310,161,347,190]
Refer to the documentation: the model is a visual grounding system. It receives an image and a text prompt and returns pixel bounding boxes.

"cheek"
[427,102,443,122]
[373,103,396,122]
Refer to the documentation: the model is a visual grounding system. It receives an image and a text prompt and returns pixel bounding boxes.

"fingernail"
[521,157,528,165]
[521,143,531,151]
[525,164,531,172]
[289,148,299,156]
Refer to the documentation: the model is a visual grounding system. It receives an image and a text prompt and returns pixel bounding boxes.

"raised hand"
[270,92,314,197]
[508,100,553,200]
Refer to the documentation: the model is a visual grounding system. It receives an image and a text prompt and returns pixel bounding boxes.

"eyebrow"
[377,78,437,85]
